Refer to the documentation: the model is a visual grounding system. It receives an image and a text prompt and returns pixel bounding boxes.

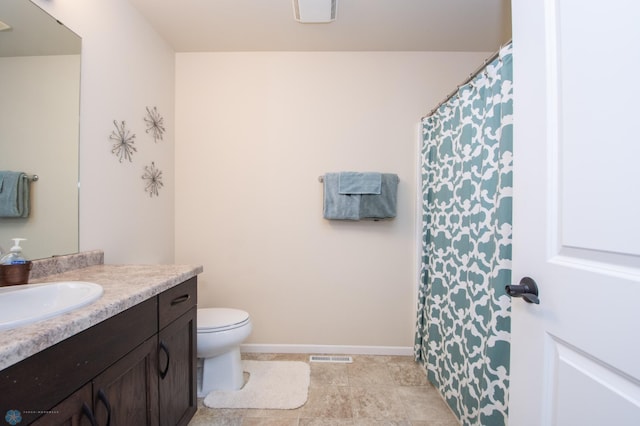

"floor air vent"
[309,355,353,363]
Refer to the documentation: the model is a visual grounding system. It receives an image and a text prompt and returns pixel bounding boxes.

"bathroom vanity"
[0,252,202,426]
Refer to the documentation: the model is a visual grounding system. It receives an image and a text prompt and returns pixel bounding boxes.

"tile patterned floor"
[189,353,459,426]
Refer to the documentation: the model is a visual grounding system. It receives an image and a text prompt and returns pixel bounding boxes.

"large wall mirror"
[0,0,80,260]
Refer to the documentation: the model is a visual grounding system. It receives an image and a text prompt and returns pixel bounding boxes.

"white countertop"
[0,263,202,371]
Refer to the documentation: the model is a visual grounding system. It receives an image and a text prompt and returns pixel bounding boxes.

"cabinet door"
[93,337,159,426]
[158,307,197,426]
[31,383,95,426]
[0,298,157,424]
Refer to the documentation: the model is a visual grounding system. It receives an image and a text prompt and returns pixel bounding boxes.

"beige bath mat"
[203,360,310,409]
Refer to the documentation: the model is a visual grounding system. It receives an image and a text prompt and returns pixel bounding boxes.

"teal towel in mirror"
[0,171,30,218]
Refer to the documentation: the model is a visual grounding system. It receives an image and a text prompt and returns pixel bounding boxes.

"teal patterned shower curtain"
[415,42,513,425]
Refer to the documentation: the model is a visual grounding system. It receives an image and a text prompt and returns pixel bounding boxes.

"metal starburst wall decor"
[109,120,137,162]
[144,106,165,143]
[142,161,164,197]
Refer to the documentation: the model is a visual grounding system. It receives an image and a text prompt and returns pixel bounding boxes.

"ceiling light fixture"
[293,0,337,23]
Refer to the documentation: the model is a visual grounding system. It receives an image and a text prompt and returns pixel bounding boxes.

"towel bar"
[318,175,398,183]
[23,174,39,182]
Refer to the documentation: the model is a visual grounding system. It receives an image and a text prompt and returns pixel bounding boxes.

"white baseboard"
[240,343,414,357]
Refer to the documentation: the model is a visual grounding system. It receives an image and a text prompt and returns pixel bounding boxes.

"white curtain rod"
[422,39,512,120]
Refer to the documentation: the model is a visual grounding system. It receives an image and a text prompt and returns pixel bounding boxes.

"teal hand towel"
[323,173,360,220]
[338,172,382,194]
[359,173,398,219]
[0,171,30,218]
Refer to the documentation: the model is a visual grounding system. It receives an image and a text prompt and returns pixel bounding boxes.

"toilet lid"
[198,308,250,332]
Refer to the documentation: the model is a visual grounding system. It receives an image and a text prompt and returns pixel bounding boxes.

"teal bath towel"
[0,171,30,218]
[359,173,398,219]
[338,172,381,194]
[322,172,398,220]
[323,173,360,220]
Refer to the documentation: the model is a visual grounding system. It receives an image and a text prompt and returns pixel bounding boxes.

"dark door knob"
[506,277,540,304]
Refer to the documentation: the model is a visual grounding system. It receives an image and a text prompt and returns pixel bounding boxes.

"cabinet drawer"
[159,277,197,330]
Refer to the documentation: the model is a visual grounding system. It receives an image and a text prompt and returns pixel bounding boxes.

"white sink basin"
[0,281,103,331]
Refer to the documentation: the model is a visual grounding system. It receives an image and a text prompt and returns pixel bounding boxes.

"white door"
[510,0,640,425]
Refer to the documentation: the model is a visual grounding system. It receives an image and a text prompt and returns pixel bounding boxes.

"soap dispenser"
[0,238,28,265]
[0,238,31,286]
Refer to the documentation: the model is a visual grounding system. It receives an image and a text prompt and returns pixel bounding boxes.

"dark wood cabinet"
[93,336,160,426]
[0,277,197,425]
[158,308,197,426]
[31,384,94,426]
[158,278,197,426]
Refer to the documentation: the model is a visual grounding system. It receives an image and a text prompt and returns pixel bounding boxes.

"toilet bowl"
[196,307,252,397]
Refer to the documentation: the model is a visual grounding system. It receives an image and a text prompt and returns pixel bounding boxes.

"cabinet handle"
[158,340,171,379]
[81,402,97,426]
[170,294,190,305]
[97,389,111,426]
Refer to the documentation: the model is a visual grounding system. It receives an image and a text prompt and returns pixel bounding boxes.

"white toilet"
[196,307,252,397]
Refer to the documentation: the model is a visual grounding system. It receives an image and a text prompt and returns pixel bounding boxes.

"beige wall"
[33,0,176,264]
[22,0,494,351]
[175,52,489,350]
